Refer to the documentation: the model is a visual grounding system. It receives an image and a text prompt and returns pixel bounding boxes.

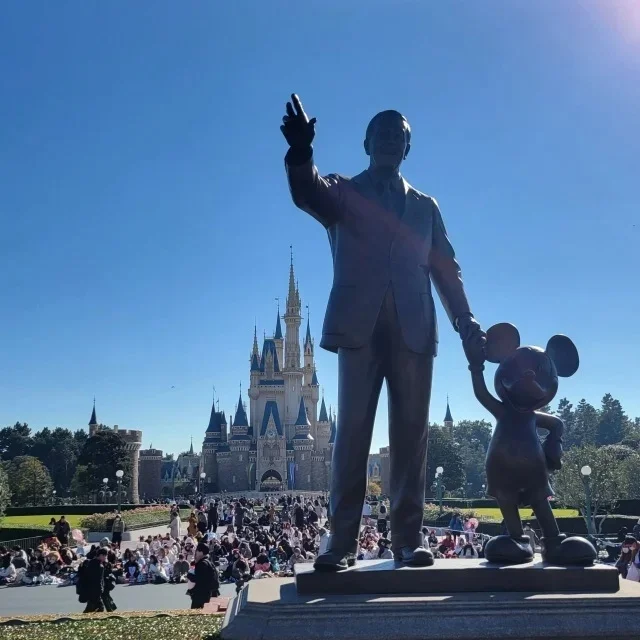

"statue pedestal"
[221,560,639,640]
[294,557,620,595]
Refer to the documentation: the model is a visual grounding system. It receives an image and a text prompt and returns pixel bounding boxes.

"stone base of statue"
[220,559,640,640]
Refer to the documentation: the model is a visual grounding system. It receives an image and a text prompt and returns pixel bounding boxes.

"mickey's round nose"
[523,369,536,378]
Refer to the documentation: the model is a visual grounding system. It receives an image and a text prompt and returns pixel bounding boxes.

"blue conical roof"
[275,311,283,340]
[329,416,337,444]
[295,397,310,427]
[251,352,260,371]
[233,390,249,427]
[444,399,453,423]
[304,317,312,347]
[319,397,329,422]
[311,369,319,386]
[89,401,97,426]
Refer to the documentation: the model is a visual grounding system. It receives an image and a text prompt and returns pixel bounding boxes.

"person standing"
[188,543,220,610]
[54,515,71,546]
[208,501,218,532]
[169,510,182,540]
[82,547,108,613]
[111,514,125,548]
[282,95,485,571]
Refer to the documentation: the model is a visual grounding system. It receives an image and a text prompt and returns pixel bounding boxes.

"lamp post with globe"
[432,466,445,515]
[200,472,206,496]
[115,469,124,512]
[581,465,595,535]
[102,478,109,504]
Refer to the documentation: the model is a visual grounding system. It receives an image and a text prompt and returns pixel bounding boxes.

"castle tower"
[88,398,98,436]
[283,252,304,434]
[284,252,302,370]
[229,387,251,492]
[274,305,285,370]
[201,389,222,492]
[292,396,314,490]
[138,446,163,500]
[303,313,314,386]
[87,400,142,503]
[114,425,142,504]
[444,396,454,436]
[316,396,331,454]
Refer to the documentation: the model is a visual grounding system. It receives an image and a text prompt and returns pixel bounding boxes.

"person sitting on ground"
[0,553,17,585]
[148,554,169,584]
[378,538,393,560]
[173,553,190,583]
[438,532,455,555]
[427,530,439,547]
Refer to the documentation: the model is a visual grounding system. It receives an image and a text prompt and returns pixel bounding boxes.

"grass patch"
[473,508,579,520]
[0,515,84,528]
[0,613,224,640]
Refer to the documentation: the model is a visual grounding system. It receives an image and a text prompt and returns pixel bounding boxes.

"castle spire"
[89,398,98,427]
[189,436,194,455]
[444,395,453,424]
[304,305,312,348]
[319,396,329,422]
[287,245,297,303]
[274,300,283,340]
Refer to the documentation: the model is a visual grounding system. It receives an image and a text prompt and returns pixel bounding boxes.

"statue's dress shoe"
[394,546,434,566]
[313,549,357,572]
[484,535,534,564]
[542,534,597,566]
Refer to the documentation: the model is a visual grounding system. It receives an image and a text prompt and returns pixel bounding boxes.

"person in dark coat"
[53,516,71,546]
[294,503,305,529]
[208,502,218,532]
[82,548,108,613]
[188,543,220,610]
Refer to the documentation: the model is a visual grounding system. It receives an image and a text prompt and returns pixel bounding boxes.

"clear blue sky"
[1,1,639,457]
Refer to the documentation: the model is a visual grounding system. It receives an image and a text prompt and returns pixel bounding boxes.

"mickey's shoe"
[484,535,534,565]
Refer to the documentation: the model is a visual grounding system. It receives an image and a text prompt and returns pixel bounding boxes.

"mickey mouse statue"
[465,323,597,566]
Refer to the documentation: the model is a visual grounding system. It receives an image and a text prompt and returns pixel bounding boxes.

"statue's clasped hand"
[458,314,487,367]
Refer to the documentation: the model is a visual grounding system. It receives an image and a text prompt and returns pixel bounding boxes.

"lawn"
[0,515,84,528]
[473,507,579,520]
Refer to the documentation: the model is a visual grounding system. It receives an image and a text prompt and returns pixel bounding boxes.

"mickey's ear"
[546,335,579,377]
[485,323,520,363]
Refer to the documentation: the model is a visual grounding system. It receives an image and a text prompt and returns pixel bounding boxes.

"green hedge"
[0,615,223,639]
[0,527,51,542]
[81,508,191,531]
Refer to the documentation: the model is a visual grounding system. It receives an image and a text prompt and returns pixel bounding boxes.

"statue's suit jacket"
[286,153,471,355]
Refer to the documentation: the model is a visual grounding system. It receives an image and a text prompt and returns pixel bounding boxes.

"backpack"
[75,562,88,603]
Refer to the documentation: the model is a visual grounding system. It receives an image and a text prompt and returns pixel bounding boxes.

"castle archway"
[260,469,283,492]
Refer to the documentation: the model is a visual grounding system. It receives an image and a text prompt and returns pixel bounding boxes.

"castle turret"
[284,253,301,370]
[89,399,98,436]
[303,313,314,385]
[274,305,285,370]
[316,396,331,453]
[293,397,314,490]
[444,396,454,436]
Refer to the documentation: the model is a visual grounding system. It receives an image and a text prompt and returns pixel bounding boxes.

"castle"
[198,257,335,493]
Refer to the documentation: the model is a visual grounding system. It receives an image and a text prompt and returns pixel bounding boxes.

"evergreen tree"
[0,423,32,460]
[426,426,465,495]
[572,399,599,447]
[596,393,628,446]
[556,398,576,448]
[78,430,132,495]
[6,456,53,505]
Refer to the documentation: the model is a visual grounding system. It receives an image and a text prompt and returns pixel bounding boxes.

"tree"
[426,426,465,495]
[555,398,577,448]
[553,445,630,532]
[0,464,10,518]
[78,430,132,495]
[367,480,382,496]
[6,456,54,506]
[570,399,599,448]
[596,393,629,446]
[454,420,492,451]
[32,427,85,493]
[0,422,32,460]
[70,465,91,502]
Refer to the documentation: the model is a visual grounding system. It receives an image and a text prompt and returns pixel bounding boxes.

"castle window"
[238,454,243,462]
[301,453,305,461]
[307,474,311,483]
[232,475,236,484]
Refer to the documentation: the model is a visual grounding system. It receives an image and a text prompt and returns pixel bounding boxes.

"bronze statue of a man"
[282,95,485,570]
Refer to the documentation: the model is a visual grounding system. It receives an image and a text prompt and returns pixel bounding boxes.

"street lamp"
[581,465,595,535]
[102,478,109,504]
[52,489,57,505]
[115,469,124,512]
[481,483,486,498]
[200,472,206,495]
[432,466,445,515]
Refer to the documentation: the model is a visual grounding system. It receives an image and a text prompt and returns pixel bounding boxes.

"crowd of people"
[3,496,640,612]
